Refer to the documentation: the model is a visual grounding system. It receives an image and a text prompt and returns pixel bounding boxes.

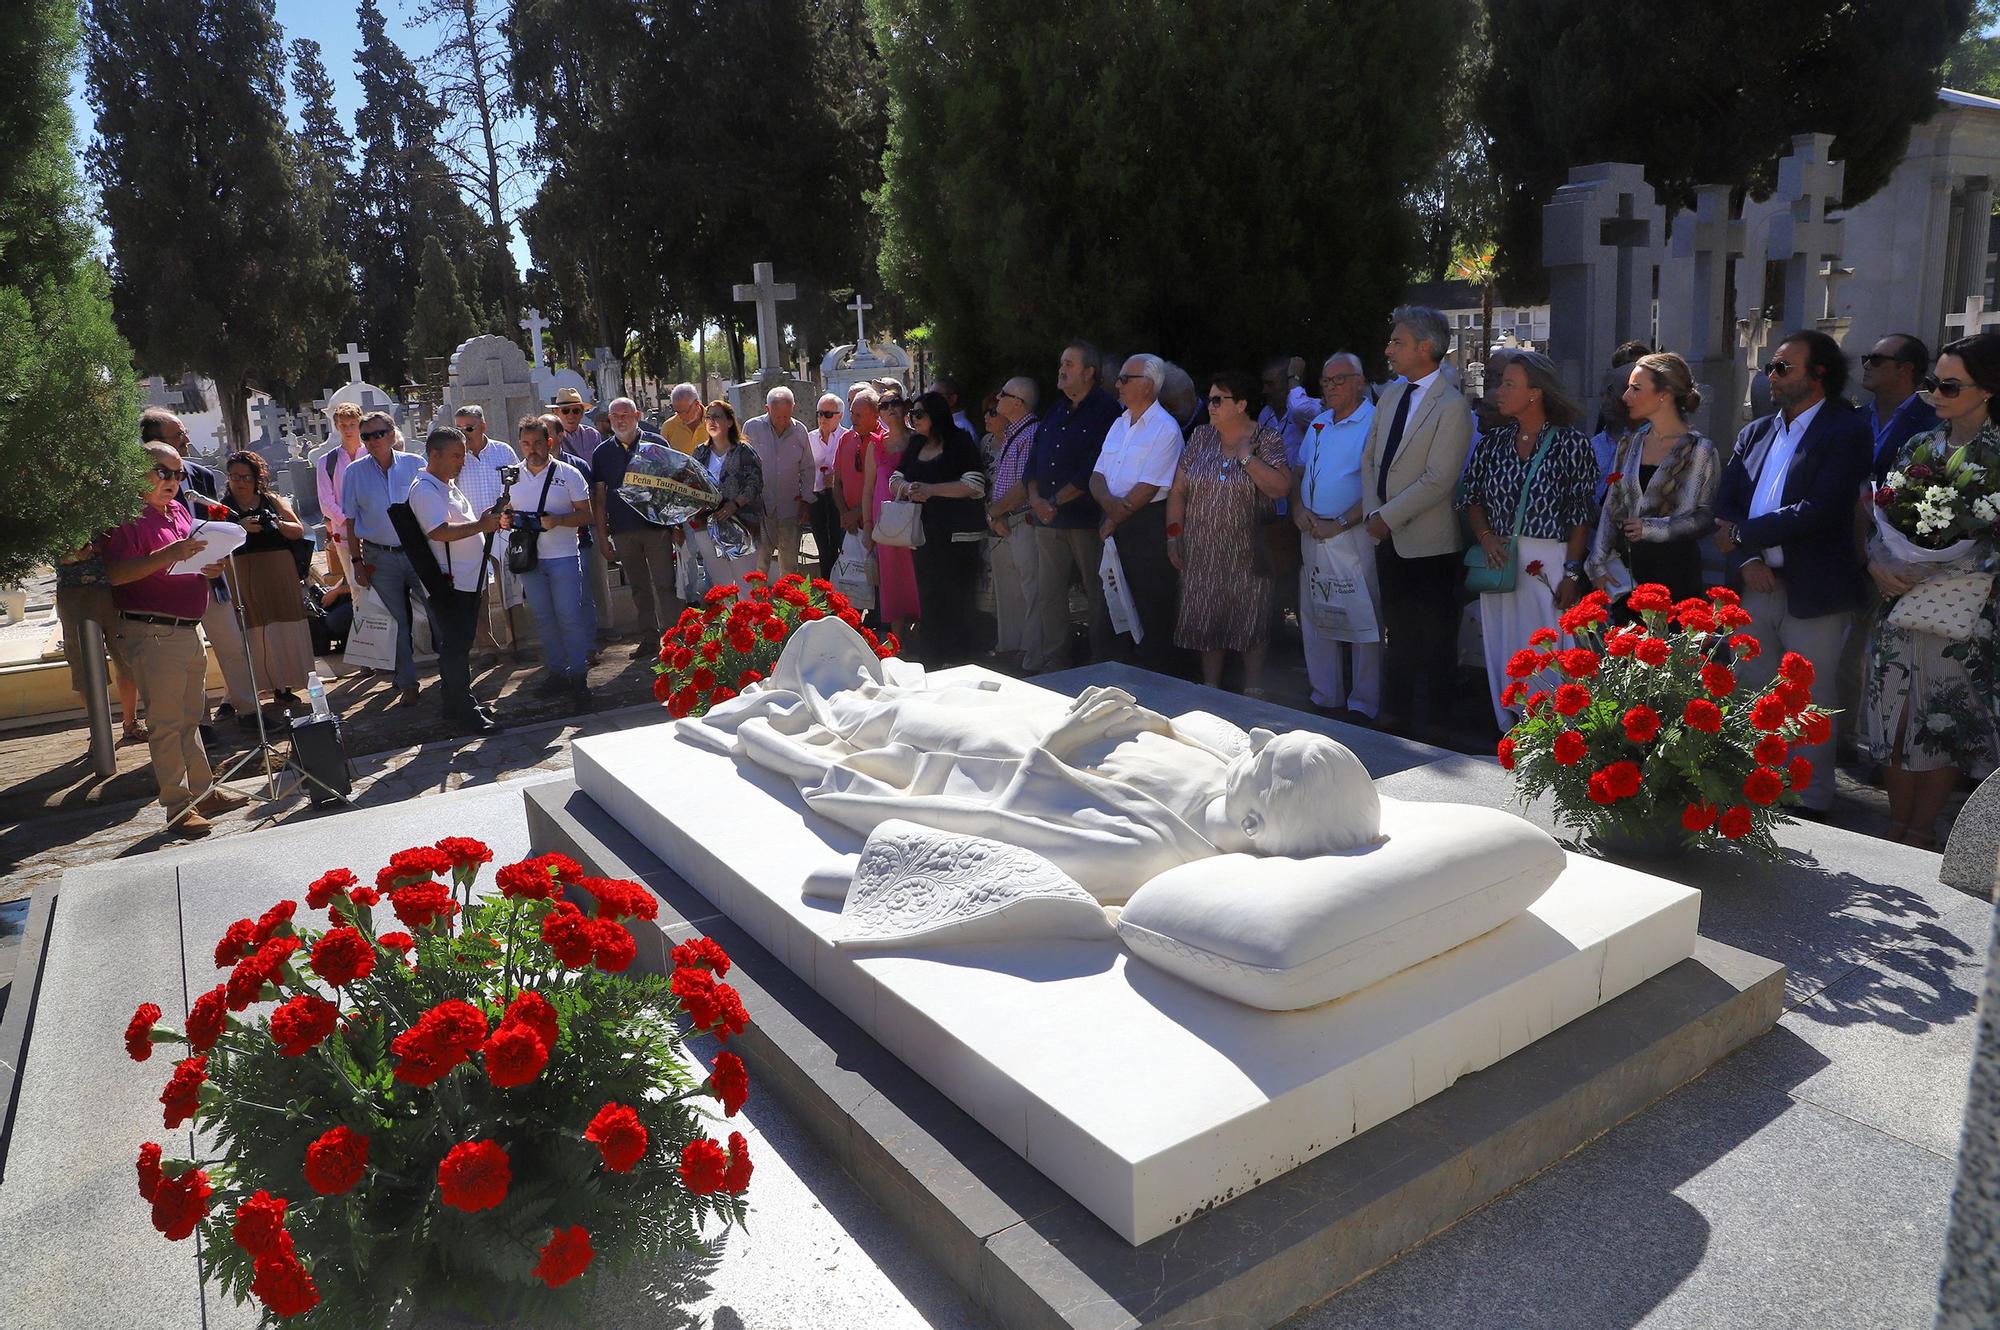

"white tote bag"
[873,499,926,548]
[832,531,875,609]
[341,586,400,673]
[1305,530,1380,643]
[1099,536,1143,644]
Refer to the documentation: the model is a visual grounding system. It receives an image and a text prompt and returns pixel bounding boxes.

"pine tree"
[0,0,146,583]
[1485,0,1978,295]
[411,0,523,323]
[408,234,477,367]
[84,0,347,447]
[287,37,359,397]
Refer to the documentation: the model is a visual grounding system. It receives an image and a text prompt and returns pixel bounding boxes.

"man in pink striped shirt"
[314,402,366,586]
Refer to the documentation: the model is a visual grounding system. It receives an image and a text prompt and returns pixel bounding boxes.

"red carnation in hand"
[150,1165,214,1240]
[1787,756,1814,790]
[437,1139,512,1213]
[249,1248,319,1317]
[1558,647,1600,679]
[161,1055,208,1129]
[1742,766,1785,806]
[1504,648,1541,680]
[1798,711,1832,747]
[1750,694,1789,732]
[186,984,228,1052]
[214,918,258,968]
[673,936,732,975]
[502,990,560,1056]
[1683,698,1723,733]
[1497,735,1516,769]
[710,1051,750,1116]
[1627,584,1673,614]
[1553,683,1591,716]
[1728,632,1763,660]
[303,1125,368,1195]
[1700,663,1736,698]
[1682,802,1717,832]
[269,993,339,1057]
[534,1225,595,1289]
[136,1141,165,1202]
[1634,635,1671,667]
[305,868,358,911]
[1754,734,1789,767]
[311,927,375,988]
[390,881,457,930]
[126,1002,163,1061]
[1553,730,1587,765]
[680,1136,728,1194]
[543,901,597,968]
[586,1101,650,1172]
[590,918,638,972]
[231,1189,290,1259]
[1718,805,1754,840]
[1605,471,1624,484]
[481,1021,549,1090]
[1622,705,1661,744]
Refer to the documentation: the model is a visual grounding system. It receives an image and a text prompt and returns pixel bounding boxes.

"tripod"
[161,546,349,837]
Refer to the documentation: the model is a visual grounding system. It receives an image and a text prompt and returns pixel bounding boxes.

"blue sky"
[65,0,536,271]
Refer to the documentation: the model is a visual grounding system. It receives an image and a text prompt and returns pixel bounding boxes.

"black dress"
[895,432,988,663]
[1621,464,1705,604]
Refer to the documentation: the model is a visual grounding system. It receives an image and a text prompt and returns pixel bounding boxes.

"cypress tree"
[408,233,478,366]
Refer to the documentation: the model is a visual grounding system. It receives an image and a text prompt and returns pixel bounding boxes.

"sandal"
[119,725,150,745]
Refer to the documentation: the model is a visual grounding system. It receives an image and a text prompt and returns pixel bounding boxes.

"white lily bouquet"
[1869,426,2000,640]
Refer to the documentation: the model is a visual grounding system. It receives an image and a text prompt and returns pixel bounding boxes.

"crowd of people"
[61,304,1998,848]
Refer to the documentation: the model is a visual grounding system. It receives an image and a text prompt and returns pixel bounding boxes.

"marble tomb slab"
[570,668,1704,1245]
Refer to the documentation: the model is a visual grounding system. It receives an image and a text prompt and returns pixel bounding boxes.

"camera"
[497,464,522,487]
[511,511,544,538]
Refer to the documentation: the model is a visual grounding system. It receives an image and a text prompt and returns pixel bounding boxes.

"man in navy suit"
[1714,330,1873,814]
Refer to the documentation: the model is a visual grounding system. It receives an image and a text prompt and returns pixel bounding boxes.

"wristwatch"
[1562,558,1587,582]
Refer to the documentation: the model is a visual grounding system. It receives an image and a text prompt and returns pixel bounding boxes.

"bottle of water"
[306,672,330,720]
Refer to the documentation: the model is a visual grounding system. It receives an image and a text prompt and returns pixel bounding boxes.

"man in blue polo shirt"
[341,410,429,704]
[1023,340,1119,671]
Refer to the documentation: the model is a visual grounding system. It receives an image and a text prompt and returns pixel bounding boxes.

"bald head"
[996,376,1038,424]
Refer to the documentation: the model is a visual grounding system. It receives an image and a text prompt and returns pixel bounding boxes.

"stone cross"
[1766,133,1846,326]
[250,397,291,461]
[520,309,551,371]
[848,293,873,349]
[336,343,370,383]
[1542,162,1667,397]
[1943,294,2000,340]
[732,262,797,382]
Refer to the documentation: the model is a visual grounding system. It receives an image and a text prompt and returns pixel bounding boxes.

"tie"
[1375,385,1414,503]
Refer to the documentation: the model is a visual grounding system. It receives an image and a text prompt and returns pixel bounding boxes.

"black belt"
[363,539,403,552]
[121,612,201,628]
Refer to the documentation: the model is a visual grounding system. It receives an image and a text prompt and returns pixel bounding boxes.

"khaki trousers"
[1741,584,1849,811]
[118,619,213,815]
[989,520,1042,657]
[610,526,679,641]
[757,517,803,579]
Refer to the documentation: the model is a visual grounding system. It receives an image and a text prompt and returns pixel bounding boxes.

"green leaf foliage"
[866,0,1474,390]
[408,234,478,367]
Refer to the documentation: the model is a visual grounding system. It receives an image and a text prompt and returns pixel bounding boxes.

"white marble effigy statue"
[680,619,1570,1012]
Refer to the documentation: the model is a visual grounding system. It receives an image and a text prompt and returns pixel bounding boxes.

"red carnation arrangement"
[653,572,899,719]
[1498,583,1830,855]
[121,836,751,1322]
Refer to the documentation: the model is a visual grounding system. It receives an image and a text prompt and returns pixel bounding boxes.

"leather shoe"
[454,710,504,736]
[170,809,213,838]
[398,685,422,707]
[196,788,249,816]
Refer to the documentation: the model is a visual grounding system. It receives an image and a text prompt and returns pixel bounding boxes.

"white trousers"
[1299,526,1382,716]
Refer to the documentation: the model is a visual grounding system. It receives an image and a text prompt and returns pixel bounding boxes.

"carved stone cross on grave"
[1943,295,2000,340]
[1767,133,1846,326]
[250,397,291,462]
[519,309,551,372]
[336,343,370,384]
[1599,194,1657,346]
[1683,184,1744,363]
[733,262,797,382]
[1542,162,1667,396]
[848,293,873,349]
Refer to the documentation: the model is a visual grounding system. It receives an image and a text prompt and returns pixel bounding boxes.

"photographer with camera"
[219,450,314,723]
[502,416,596,709]
[406,426,510,735]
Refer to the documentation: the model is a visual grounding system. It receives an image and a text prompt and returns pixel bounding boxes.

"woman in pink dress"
[864,389,921,636]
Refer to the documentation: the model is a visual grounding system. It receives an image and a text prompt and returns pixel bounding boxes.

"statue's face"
[1219,731,1380,856]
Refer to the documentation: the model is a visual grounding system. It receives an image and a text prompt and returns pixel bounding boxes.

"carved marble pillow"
[835,819,1115,949]
[1116,800,1565,1010]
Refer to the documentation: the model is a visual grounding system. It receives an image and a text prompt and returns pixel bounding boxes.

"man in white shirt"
[741,386,815,577]
[452,404,525,660]
[806,392,846,574]
[1293,353,1381,717]
[313,402,366,587]
[502,416,596,706]
[406,426,508,735]
[1091,354,1185,670]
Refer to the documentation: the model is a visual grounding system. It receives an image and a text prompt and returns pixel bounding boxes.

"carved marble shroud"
[837,819,1113,948]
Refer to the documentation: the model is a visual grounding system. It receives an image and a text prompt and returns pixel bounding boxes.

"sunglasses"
[881,399,906,410]
[1925,376,1971,398]
[558,406,584,415]
[1320,373,1362,386]
[1205,393,1235,407]
[1764,359,1796,379]
[983,406,1002,417]
[907,407,929,419]
[817,409,841,417]
[151,464,185,482]
[1860,353,1905,368]
[1116,373,1149,385]
[360,427,392,440]
[997,390,1026,404]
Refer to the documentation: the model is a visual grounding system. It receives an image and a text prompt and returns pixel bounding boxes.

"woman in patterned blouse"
[1461,351,1600,732]
[1585,351,1719,615]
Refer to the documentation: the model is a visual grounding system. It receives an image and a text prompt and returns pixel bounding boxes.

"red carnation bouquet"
[653,570,897,718]
[124,840,754,1324]
[1496,583,1830,854]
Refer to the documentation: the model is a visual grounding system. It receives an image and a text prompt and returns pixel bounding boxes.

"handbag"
[874,498,926,548]
[1885,570,1996,642]
[506,465,557,576]
[1462,426,1555,595]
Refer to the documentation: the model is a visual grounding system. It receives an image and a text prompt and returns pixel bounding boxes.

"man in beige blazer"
[1358,306,1473,739]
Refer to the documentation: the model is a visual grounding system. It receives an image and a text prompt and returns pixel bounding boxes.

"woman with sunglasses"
[1586,351,1719,614]
[688,400,764,589]
[892,390,988,662]
[862,390,921,638]
[1165,372,1291,694]
[1864,332,2000,849]
[220,449,314,722]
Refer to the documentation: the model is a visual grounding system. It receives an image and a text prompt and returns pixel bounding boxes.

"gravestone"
[247,397,293,467]
[1941,770,2000,897]
[1658,186,1745,442]
[1767,134,1846,329]
[1543,163,1667,399]
[520,308,558,406]
[728,261,818,420]
[820,290,912,413]
[321,341,402,434]
[587,347,624,404]
[1943,294,2000,340]
[446,333,540,439]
